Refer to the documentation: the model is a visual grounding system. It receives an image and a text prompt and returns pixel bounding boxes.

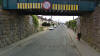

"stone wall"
[0,10,34,47]
[77,7,100,51]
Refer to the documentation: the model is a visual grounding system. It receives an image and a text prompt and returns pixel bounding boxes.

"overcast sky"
[38,15,78,23]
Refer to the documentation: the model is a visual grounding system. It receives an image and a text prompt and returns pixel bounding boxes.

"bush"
[32,15,39,28]
[40,27,44,31]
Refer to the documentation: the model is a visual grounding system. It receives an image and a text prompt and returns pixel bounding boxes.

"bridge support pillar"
[77,7,100,51]
[0,10,34,47]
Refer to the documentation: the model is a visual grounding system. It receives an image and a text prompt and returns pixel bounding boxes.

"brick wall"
[0,10,34,47]
[77,7,100,51]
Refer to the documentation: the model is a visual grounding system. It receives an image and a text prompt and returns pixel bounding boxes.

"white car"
[49,26,54,30]
[54,25,57,28]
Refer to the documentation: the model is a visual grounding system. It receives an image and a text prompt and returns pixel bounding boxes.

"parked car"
[54,25,57,28]
[49,26,54,30]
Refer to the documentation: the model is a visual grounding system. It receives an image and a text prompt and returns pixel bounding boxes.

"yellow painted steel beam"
[73,5,76,11]
[17,3,78,11]
[17,3,20,9]
[35,3,38,8]
[38,3,41,9]
[76,5,79,11]
[30,3,32,9]
[28,3,30,9]
[66,4,68,11]
[58,4,60,10]
[63,4,65,10]
[33,3,35,8]
[71,5,73,10]
[52,4,55,10]
[55,4,57,10]
[68,5,70,11]
[60,4,63,10]
[22,3,25,9]
[25,3,28,9]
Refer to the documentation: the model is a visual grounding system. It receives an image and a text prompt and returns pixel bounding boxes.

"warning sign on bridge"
[42,1,51,10]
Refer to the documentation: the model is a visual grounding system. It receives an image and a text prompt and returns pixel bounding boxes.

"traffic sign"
[42,1,51,10]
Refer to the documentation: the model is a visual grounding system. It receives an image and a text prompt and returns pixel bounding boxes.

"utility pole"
[51,15,53,26]
[73,16,74,20]
[51,16,52,20]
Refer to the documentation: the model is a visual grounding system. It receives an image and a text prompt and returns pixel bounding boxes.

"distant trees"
[42,22,51,26]
[66,20,77,30]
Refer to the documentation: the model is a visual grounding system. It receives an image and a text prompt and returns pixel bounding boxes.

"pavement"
[0,25,100,56]
[65,26,100,56]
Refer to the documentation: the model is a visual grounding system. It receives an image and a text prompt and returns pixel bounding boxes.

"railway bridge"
[3,0,97,15]
[0,0,100,51]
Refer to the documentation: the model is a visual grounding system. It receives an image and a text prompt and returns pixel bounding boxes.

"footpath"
[67,28,100,56]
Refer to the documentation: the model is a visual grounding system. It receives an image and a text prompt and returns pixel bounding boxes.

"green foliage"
[32,15,39,28]
[42,22,51,26]
[42,22,47,26]
[47,23,51,26]
[66,20,77,30]
[40,27,44,31]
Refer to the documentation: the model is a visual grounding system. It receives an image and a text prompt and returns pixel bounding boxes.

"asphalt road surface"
[1,25,79,56]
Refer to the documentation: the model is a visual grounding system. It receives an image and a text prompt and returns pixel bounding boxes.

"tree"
[65,20,77,30]
[32,15,39,28]
[47,23,51,26]
[42,22,51,26]
[42,22,47,26]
